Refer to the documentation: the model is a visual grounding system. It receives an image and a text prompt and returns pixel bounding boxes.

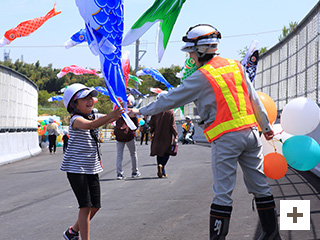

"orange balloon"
[263,152,287,180]
[257,91,277,130]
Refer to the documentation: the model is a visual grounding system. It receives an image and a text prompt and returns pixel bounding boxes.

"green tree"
[38,90,55,107]
[1,59,189,125]
[278,21,298,42]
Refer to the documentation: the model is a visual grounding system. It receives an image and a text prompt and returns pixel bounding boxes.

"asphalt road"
[1,141,319,240]
[0,142,215,240]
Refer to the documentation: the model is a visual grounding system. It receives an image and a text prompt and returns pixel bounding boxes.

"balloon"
[263,152,288,179]
[139,119,145,126]
[38,125,46,136]
[40,121,46,126]
[257,91,277,130]
[280,97,320,135]
[282,135,320,171]
[56,134,63,147]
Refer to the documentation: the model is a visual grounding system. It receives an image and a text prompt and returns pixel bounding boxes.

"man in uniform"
[130,24,281,240]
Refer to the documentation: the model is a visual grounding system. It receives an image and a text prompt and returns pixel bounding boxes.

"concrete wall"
[0,64,41,165]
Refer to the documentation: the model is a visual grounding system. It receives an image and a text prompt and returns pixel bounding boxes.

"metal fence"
[254,2,320,111]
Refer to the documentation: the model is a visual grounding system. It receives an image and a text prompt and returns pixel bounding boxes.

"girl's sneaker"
[63,227,79,240]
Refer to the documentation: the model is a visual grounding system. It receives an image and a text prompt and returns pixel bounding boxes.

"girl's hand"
[109,106,125,122]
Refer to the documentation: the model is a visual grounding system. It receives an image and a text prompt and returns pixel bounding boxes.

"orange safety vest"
[199,56,258,143]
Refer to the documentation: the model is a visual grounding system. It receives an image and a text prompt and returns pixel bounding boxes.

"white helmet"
[63,83,98,112]
[181,24,221,53]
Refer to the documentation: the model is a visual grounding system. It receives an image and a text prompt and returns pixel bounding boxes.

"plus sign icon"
[280,200,310,230]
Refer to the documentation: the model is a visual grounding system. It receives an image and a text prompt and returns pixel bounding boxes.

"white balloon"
[280,97,320,135]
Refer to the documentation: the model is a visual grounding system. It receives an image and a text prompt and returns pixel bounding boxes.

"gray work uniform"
[139,58,272,206]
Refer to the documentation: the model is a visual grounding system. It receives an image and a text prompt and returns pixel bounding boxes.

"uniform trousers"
[210,127,272,206]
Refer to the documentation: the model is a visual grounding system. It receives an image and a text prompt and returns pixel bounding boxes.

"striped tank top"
[60,115,103,174]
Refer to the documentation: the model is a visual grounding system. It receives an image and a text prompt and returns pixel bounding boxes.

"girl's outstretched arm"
[73,107,125,130]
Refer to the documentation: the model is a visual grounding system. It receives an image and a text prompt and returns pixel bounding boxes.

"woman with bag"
[149,91,178,178]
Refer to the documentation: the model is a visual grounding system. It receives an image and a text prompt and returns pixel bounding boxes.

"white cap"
[63,83,98,111]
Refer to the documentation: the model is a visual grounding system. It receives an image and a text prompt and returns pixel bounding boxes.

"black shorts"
[67,172,101,209]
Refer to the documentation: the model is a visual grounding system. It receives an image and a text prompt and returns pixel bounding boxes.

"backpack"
[114,117,136,142]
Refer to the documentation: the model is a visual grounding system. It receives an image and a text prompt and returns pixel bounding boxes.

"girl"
[61,83,124,240]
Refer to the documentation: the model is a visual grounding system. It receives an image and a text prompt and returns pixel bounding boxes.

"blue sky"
[0,0,319,71]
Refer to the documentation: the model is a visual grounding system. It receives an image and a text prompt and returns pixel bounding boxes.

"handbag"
[169,140,178,156]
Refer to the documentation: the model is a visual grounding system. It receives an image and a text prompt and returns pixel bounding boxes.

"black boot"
[255,195,281,240]
[210,203,232,240]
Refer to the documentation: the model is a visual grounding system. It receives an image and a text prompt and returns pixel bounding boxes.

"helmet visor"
[73,88,98,101]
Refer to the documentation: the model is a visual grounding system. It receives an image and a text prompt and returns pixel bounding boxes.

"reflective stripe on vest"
[200,57,257,142]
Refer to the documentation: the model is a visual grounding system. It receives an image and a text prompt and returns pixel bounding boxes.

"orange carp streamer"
[0,4,61,46]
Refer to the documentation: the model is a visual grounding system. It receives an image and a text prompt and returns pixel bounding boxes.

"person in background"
[114,98,141,180]
[46,117,59,154]
[129,24,280,240]
[62,130,69,154]
[149,91,178,178]
[61,83,124,240]
[179,116,195,144]
[140,115,150,145]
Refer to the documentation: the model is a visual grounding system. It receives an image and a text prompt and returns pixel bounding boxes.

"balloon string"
[273,130,284,136]
[266,138,283,152]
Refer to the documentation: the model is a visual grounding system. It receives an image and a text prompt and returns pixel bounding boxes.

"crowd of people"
[57,23,281,240]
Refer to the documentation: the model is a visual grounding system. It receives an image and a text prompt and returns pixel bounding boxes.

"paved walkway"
[268,166,320,239]
[0,141,319,239]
